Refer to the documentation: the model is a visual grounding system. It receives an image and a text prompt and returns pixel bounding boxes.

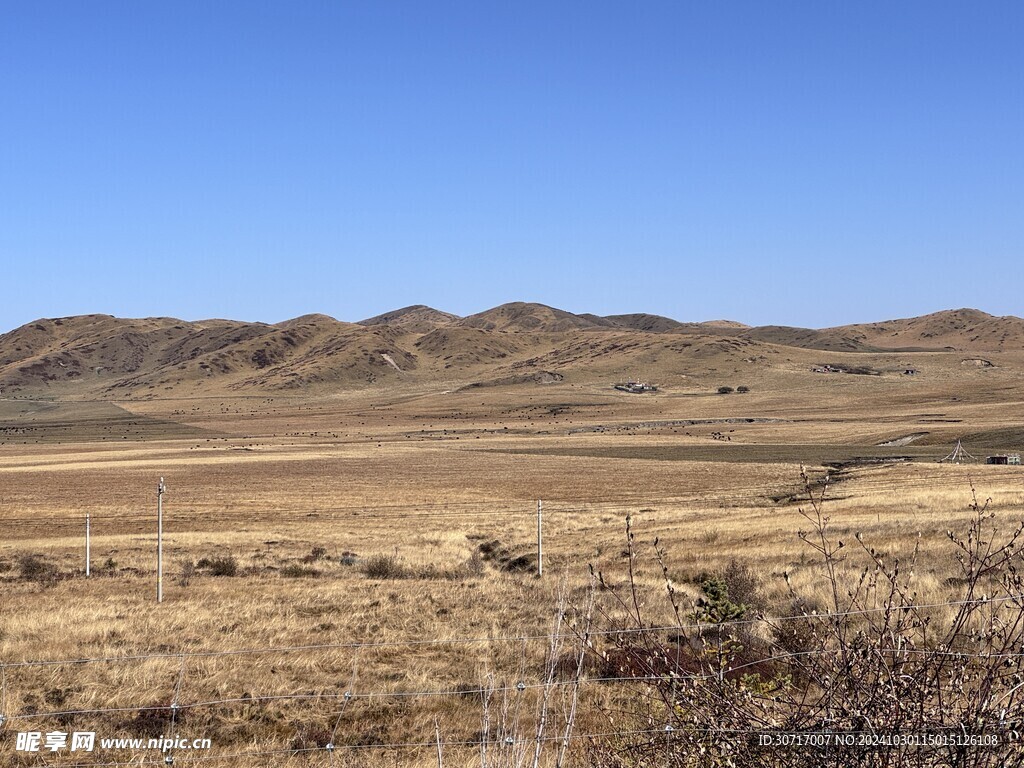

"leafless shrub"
[280,563,320,578]
[465,549,486,577]
[301,546,328,563]
[361,553,410,580]
[720,558,764,611]
[587,474,1024,767]
[197,555,238,577]
[178,559,195,587]
[476,576,596,768]
[18,553,59,583]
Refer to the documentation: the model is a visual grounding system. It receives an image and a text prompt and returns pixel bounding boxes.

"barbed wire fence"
[4,478,1024,765]
[2,592,1024,763]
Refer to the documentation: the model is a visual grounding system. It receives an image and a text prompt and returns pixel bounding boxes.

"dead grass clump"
[178,559,196,587]
[477,538,535,572]
[18,553,59,583]
[720,558,764,612]
[502,553,536,572]
[464,549,486,577]
[301,546,328,563]
[280,564,320,578]
[197,555,238,577]
[339,551,359,566]
[288,724,333,752]
[361,553,410,579]
[477,539,509,561]
[127,702,186,739]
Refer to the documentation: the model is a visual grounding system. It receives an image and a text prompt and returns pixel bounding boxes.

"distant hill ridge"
[0,305,1019,397]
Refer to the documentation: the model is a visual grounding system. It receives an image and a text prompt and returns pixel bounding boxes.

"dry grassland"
[2,364,1024,766]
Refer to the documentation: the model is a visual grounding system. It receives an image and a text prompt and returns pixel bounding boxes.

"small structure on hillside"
[940,440,976,464]
[903,368,919,375]
[812,363,880,376]
[986,454,1022,466]
[614,380,657,394]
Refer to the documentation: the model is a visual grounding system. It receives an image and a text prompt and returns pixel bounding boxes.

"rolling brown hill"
[457,302,610,332]
[601,313,686,333]
[742,309,1024,353]
[739,325,875,352]
[0,305,1018,398]
[829,309,1024,352]
[0,314,414,396]
[357,305,460,333]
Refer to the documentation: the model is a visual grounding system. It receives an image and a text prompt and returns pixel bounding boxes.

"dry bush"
[280,563,320,578]
[194,555,239,577]
[178,559,196,587]
[361,553,410,580]
[18,553,59,583]
[301,546,328,563]
[587,478,1024,767]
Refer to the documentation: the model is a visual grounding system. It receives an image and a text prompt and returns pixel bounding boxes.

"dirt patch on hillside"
[877,432,929,447]
[458,371,564,390]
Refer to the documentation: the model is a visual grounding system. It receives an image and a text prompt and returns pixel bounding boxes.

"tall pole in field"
[537,499,543,577]
[85,511,91,577]
[157,477,165,603]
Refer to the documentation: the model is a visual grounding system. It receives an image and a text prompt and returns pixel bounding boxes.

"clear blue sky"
[2,2,1022,333]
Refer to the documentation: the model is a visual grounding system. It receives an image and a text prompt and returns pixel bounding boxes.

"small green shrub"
[717,386,734,395]
[694,574,746,623]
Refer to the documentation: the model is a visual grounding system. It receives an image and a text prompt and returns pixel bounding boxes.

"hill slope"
[458,303,608,332]
[831,309,1024,352]
[1,306,1018,397]
[357,305,460,333]
[741,309,1024,353]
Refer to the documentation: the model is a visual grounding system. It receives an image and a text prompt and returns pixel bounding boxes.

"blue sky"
[1,2,1022,332]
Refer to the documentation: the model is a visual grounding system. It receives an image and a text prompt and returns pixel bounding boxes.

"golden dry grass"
[2,361,1024,765]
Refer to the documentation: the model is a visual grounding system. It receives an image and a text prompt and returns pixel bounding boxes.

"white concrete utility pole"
[85,511,91,577]
[537,499,543,577]
[157,477,166,603]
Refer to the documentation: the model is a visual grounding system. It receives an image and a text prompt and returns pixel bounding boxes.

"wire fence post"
[0,663,7,731]
[85,511,91,577]
[157,477,165,604]
[536,499,543,577]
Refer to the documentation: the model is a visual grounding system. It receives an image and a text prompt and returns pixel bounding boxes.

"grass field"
[2,359,1024,766]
